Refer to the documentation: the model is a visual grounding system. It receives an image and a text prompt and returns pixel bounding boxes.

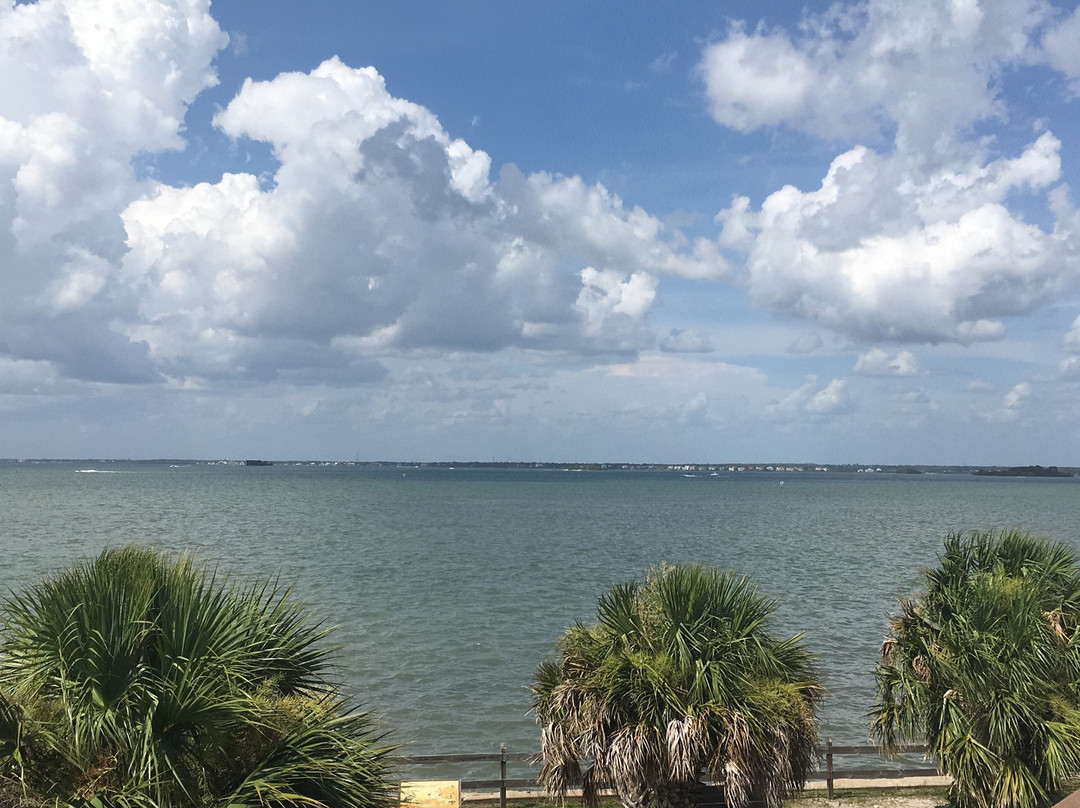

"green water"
[2,461,1079,765]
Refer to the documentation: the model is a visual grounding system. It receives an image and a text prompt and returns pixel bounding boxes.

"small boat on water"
[244,459,273,466]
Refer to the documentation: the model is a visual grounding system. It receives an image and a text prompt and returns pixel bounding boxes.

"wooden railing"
[820,740,938,798]
[394,741,941,806]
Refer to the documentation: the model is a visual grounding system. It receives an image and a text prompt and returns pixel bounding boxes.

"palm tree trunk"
[615,778,652,808]
[653,779,703,808]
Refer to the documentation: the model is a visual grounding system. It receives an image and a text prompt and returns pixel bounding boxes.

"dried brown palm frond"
[606,725,658,788]
[665,714,707,782]
[553,682,581,714]
[712,708,751,777]
[579,764,605,808]
[757,721,792,808]
[787,714,818,790]
[719,758,751,808]
[912,655,932,684]
[612,776,651,808]
[880,638,896,664]
[607,728,656,808]
[538,722,584,799]
[1044,609,1069,644]
[703,709,753,808]
[581,724,614,779]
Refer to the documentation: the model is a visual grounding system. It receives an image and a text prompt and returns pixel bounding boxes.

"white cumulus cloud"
[707,0,1080,346]
[1064,314,1080,353]
[698,27,817,134]
[766,375,852,417]
[117,58,729,380]
[700,0,1049,148]
[0,3,730,389]
[1042,4,1080,90]
[982,381,1032,423]
[0,0,226,382]
[853,348,921,376]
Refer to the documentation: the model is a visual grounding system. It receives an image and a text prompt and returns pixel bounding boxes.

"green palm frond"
[532,563,820,808]
[226,709,392,808]
[596,583,644,645]
[872,530,1080,808]
[0,545,393,808]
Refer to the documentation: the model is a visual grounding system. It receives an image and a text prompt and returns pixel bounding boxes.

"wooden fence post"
[500,744,507,808]
[826,738,834,799]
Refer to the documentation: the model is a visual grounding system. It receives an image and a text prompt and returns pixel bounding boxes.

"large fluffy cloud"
[0,0,226,382]
[121,57,727,382]
[706,0,1080,345]
[2,1,734,391]
[701,0,1049,148]
[1,6,728,389]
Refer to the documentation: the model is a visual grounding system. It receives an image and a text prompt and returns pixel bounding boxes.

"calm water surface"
[2,462,1079,767]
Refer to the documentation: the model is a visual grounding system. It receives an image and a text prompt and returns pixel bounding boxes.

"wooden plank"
[394,753,534,764]
[825,744,927,755]
[400,780,461,808]
[398,745,930,763]
[461,779,537,790]
[396,754,504,764]
[810,768,940,780]
[1052,786,1080,808]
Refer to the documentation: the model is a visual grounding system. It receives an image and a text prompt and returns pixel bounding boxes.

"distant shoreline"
[2,458,1077,477]
[971,465,1073,478]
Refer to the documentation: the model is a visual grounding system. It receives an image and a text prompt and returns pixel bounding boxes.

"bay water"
[2,462,1079,774]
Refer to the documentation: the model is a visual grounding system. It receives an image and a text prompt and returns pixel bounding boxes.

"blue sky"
[2,0,1080,464]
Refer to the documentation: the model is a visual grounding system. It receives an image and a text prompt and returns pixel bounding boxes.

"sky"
[2,0,1080,464]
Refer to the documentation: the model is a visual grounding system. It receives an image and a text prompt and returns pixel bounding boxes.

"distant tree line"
[972,465,1074,477]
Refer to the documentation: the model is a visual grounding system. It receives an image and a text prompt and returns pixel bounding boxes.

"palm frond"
[872,530,1080,808]
[227,709,393,808]
[532,563,820,808]
[0,546,392,808]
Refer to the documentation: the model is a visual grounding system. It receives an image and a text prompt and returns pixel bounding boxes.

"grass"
[798,786,950,805]
[462,787,952,808]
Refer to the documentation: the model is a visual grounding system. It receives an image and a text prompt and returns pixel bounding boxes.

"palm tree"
[871,529,1080,808]
[0,545,394,808]
[531,563,822,808]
